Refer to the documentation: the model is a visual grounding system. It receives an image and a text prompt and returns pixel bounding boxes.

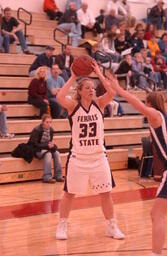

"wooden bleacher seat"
[7,104,39,118]
[0,64,29,76]
[0,77,31,89]
[0,149,129,183]
[7,116,144,134]
[0,130,149,154]
[0,54,35,65]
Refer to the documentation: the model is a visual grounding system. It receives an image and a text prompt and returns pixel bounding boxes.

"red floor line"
[0,187,157,220]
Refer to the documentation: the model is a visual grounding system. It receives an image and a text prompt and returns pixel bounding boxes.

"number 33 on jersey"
[69,101,106,156]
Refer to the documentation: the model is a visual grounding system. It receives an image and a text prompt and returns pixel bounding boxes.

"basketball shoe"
[56,219,68,240]
[106,219,125,239]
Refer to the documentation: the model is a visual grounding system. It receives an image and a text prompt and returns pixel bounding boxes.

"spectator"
[28,114,64,183]
[140,48,149,62]
[132,30,147,55]
[105,9,119,32]
[148,0,167,30]
[132,23,145,39]
[58,2,81,47]
[1,7,30,54]
[115,33,131,55]
[77,2,103,38]
[151,54,167,89]
[106,0,127,22]
[96,9,105,31]
[43,0,63,20]
[54,44,74,81]
[132,52,151,91]
[147,35,161,57]
[29,45,54,76]
[115,54,132,89]
[120,0,136,27]
[108,100,123,117]
[28,67,49,118]
[100,32,120,63]
[47,64,66,118]
[65,0,82,11]
[119,21,132,45]
[143,56,158,89]
[144,24,156,41]
[0,105,14,139]
[158,32,167,60]
[0,4,4,53]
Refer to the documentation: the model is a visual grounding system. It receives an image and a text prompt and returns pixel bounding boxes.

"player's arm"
[107,73,162,126]
[56,68,77,114]
[92,61,115,109]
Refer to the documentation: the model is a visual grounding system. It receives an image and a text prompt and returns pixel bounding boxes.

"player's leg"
[151,199,167,255]
[100,192,125,239]
[56,192,75,240]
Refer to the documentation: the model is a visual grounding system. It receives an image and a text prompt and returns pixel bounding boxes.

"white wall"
[0,0,164,20]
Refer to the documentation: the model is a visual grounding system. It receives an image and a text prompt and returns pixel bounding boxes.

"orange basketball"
[72,55,94,76]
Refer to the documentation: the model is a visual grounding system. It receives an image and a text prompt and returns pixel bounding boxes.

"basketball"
[72,55,94,76]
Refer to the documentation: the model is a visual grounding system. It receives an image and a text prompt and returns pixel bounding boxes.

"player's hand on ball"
[91,59,101,76]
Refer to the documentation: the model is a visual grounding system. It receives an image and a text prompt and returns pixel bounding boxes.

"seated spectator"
[132,30,147,55]
[77,2,103,38]
[144,24,156,41]
[120,0,136,27]
[47,64,66,118]
[57,2,81,47]
[147,34,161,57]
[115,33,131,55]
[96,9,105,31]
[28,67,49,118]
[0,4,4,53]
[158,32,167,60]
[115,54,132,89]
[105,9,119,33]
[106,0,127,22]
[132,23,145,39]
[143,56,158,89]
[151,54,167,89]
[54,44,74,81]
[148,0,167,30]
[1,7,30,54]
[65,0,82,11]
[100,32,120,63]
[140,48,149,62]
[29,45,54,76]
[119,21,132,45]
[132,52,151,91]
[43,0,63,20]
[0,105,14,139]
[28,114,64,183]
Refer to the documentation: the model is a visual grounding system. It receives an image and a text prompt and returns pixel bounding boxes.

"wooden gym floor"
[0,170,166,256]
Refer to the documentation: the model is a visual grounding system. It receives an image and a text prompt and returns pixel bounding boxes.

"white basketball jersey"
[68,101,105,157]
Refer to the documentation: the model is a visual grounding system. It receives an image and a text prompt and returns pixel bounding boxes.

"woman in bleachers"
[158,32,167,60]
[144,24,156,41]
[28,67,49,118]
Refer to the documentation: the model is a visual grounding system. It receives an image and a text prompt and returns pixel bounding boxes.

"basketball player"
[55,61,125,240]
[107,74,167,256]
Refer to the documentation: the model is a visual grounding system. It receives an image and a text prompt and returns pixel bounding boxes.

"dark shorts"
[157,170,167,199]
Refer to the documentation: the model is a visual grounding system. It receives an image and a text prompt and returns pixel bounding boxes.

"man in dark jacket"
[29,45,55,76]
[28,114,64,183]
[54,45,74,81]
[57,2,81,47]
[148,0,167,29]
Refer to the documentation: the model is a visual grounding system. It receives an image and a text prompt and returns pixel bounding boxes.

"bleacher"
[0,9,167,184]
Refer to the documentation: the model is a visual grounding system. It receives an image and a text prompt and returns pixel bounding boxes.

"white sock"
[107,218,117,226]
[59,218,67,223]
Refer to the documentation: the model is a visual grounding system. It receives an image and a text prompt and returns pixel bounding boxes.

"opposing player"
[107,73,167,256]
[55,61,125,240]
